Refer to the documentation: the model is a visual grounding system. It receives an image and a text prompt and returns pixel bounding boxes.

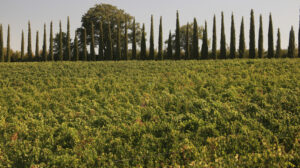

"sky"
[0,0,299,51]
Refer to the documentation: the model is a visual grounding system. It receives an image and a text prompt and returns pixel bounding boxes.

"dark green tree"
[0,25,3,62]
[239,17,245,58]
[212,15,217,59]
[249,9,256,59]
[74,32,79,61]
[230,13,236,59]
[149,15,155,60]
[140,24,146,60]
[49,21,54,61]
[124,17,128,60]
[105,23,113,60]
[268,14,274,58]
[116,19,121,61]
[201,21,208,59]
[167,31,173,59]
[158,16,163,60]
[175,11,181,60]
[220,12,227,59]
[275,28,281,58]
[7,25,10,62]
[90,22,96,61]
[42,24,47,61]
[28,21,33,61]
[192,18,199,59]
[258,15,264,58]
[185,23,190,60]
[21,30,24,61]
[132,19,137,60]
[35,31,39,60]
[67,16,71,60]
[299,26,300,58]
[83,28,87,61]
[288,26,295,58]
[59,21,63,61]
[98,21,104,60]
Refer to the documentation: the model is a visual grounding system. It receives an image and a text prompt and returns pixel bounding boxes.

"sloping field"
[0,59,299,167]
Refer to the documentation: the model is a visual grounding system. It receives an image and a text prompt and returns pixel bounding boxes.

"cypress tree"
[35,31,39,61]
[124,17,128,60]
[192,18,199,59]
[90,22,95,61]
[185,23,190,60]
[67,16,71,60]
[7,25,10,62]
[299,25,300,58]
[149,15,155,60]
[59,21,63,61]
[175,11,181,60]
[28,21,33,61]
[230,13,236,59]
[49,21,54,61]
[158,16,163,60]
[42,24,47,61]
[0,25,3,62]
[249,9,256,59]
[132,19,137,60]
[167,31,173,60]
[141,23,146,60]
[74,32,79,61]
[258,15,264,58]
[116,19,121,61]
[275,28,281,58]
[288,26,295,58]
[220,12,226,59]
[98,21,104,61]
[268,14,274,58]
[83,28,87,61]
[201,21,208,59]
[105,23,113,60]
[21,30,24,61]
[212,15,217,59]
[239,17,245,58]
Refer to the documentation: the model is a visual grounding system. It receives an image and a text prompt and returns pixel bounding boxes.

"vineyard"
[0,59,299,167]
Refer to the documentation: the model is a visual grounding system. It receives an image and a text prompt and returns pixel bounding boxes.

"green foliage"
[220,12,227,59]
[249,9,256,59]
[49,22,54,61]
[21,31,25,61]
[0,59,299,167]
[212,15,217,59]
[288,27,295,58]
[6,25,11,62]
[98,21,104,61]
[90,22,96,61]
[258,15,264,58]
[158,17,163,60]
[59,21,63,61]
[74,32,79,61]
[67,17,71,61]
[268,14,274,58]
[42,24,47,61]
[230,14,236,59]
[149,15,155,60]
[116,20,121,61]
[276,29,281,58]
[140,24,146,60]
[201,21,208,59]
[132,19,137,60]
[124,17,128,60]
[239,17,246,58]
[185,23,190,60]
[167,31,173,60]
[0,25,3,62]
[105,24,112,60]
[175,11,181,60]
[35,31,39,61]
[28,22,33,61]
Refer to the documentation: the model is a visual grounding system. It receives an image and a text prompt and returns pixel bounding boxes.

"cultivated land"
[0,59,299,167]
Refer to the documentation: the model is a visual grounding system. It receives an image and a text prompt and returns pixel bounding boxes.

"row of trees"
[0,8,299,62]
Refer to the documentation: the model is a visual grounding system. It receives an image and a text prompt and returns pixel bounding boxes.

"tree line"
[0,8,299,62]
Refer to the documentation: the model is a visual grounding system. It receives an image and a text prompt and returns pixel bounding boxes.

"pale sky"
[0,0,299,51]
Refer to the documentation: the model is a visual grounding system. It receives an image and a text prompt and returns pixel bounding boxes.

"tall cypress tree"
[192,18,199,59]
[249,9,256,59]
[220,12,226,59]
[288,26,295,58]
[0,25,3,62]
[298,25,300,58]
[90,22,95,61]
[49,21,54,61]
[105,23,113,60]
[28,21,32,61]
[185,23,190,60]
[167,31,173,60]
[201,21,208,59]
[149,15,155,60]
[67,16,71,60]
[116,20,121,61]
[59,21,63,61]
[42,24,47,61]
[175,11,181,60]
[74,32,79,61]
[124,17,128,60]
[35,31,39,61]
[239,17,245,58]
[98,21,104,61]
[212,15,217,59]
[158,16,163,60]
[21,30,24,61]
[258,15,264,58]
[83,28,87,61]
[7,25,10,62]
[230,13,236,59]
[141,23,146,60]
[132,19,137,60]
[275,28,281,58]
[268,14,274,58]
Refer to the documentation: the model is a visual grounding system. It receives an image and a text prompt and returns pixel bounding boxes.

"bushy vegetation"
[0,59,299,167]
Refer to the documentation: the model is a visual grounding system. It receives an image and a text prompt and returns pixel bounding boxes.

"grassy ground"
[0,59,299,167]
